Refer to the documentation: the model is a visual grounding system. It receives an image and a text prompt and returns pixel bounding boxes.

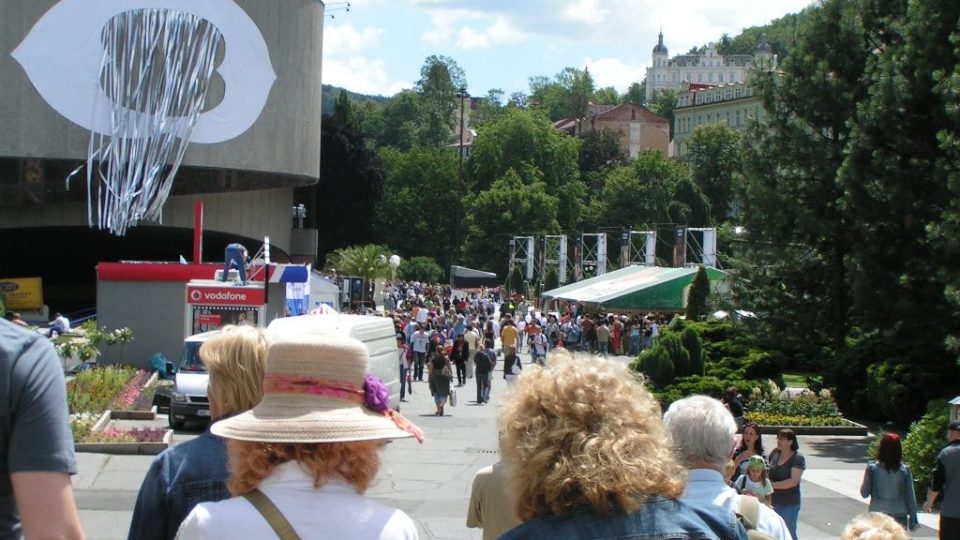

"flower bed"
[745,391,867,435]
[67,366,169,451]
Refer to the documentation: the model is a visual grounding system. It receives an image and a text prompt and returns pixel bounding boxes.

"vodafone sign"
[186,285,265,306]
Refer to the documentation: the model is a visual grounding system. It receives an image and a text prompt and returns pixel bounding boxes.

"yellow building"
[672,80,765,157]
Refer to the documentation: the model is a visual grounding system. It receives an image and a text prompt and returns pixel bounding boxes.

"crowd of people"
[1,280,958,539]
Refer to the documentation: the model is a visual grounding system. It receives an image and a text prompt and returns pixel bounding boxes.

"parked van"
[267,314,401,409]
[167,329,220,429]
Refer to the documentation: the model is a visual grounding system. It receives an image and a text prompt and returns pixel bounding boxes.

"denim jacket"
[127,429,230,540]
[499,496,747,540]
[860,461,918,524]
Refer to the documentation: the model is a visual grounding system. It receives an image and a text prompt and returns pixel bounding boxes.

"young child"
[734,455,774,506]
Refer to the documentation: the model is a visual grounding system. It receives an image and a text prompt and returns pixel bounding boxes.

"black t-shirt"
[728,396,744,418]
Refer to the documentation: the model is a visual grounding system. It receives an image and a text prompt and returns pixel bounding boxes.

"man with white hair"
[664,395,790,540]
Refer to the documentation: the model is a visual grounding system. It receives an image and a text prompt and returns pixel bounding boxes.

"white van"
[168,329,220,429]
[267,314,401,410]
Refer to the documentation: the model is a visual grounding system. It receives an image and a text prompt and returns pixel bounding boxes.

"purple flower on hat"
[364,374,390,412]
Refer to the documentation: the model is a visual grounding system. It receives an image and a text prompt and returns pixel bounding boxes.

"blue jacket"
[499,496,746,540]
[860,461,918,524]
[127,429,230,540]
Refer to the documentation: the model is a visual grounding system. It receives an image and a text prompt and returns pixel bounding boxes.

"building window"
[736,110,741,126]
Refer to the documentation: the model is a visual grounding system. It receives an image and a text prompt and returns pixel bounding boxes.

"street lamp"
[454,86,469,265]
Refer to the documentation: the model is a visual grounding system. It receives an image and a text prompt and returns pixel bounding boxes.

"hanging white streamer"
[83,9,222,235]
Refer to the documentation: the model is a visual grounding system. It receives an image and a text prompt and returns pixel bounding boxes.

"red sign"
[186,285,265,306]
[197,314,222,325]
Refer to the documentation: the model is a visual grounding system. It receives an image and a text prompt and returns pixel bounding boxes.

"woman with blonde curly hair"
[497,350,746,540]
[176,334,424,539]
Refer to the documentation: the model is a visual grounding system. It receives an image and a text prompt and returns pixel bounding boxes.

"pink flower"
[363,374,390,412]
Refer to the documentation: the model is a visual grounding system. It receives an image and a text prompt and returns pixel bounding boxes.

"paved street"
[74,350,941,539]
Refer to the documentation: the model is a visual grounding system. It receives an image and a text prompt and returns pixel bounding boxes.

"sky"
[322,0,815,99]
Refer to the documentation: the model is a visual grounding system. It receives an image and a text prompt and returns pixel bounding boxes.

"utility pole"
[454,86,468,264]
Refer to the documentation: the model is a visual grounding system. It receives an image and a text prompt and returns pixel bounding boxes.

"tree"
[401,256,444,283]
[544,267,559,291]
[416,55,467,146]
[373,146,458,269]
[648,89,678,140]
[593,86,620,105]
[508,266,525,296]
[296,114,383,259]
[686,266,710,321]
[686,123,742,221]
[375,90,422,150]
[465,108,581,228]
[332,89,352,125]
[324,244,394,301]
[462,170,560,277]
[578,128,626,178]
[737,0,871,360]
[528,67,596,120]
[623,82,645,106]
[472,88,505,127]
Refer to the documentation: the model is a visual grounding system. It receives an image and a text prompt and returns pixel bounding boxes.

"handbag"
[449,388,457,407]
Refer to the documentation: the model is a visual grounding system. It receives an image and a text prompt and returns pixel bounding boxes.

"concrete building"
[554,103,670,159]
[645,31,777,103]
[672,80,765,157]
[0,0,325,312]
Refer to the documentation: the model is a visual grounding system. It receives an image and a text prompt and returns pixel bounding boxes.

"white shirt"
[177,461,418,540]
[680,469,790,540]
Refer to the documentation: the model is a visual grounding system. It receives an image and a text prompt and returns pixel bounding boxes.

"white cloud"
[456,17,525,50]
[561,0,609,25]
[583,56,646,93]
[325,23,383,56]
[324,56,411,96]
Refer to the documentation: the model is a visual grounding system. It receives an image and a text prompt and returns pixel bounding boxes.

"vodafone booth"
[97,261,308,369]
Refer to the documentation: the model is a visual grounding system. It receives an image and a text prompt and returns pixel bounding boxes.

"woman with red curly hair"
[860,433,919,531]
[176,334,424,539]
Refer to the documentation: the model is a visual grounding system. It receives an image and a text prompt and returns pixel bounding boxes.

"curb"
[756,421,868,436]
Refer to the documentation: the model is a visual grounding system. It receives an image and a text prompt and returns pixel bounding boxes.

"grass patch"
[782,372,808,388]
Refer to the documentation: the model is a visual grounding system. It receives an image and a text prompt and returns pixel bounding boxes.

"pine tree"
[686,266,710,322]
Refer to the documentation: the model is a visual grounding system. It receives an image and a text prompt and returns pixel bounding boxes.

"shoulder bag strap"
[735,494,761,530]
[243,489,302,540]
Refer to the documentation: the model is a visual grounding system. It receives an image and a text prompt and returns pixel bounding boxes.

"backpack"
[733,495,775,540]
[474,350,492,374]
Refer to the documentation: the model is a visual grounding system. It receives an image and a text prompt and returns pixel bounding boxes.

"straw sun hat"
[212,334,423,444]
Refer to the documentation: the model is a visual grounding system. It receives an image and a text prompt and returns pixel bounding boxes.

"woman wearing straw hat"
[176,334,424,540]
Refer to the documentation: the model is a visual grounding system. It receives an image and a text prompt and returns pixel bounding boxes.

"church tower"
[646,30,669,103]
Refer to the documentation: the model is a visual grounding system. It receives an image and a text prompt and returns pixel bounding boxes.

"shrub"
[685,266,710,321]
[637,345,675,387]
[680,327,705,377]
[902,401,950,499]
[660,333,690,377]
[401,256,444,283]
[746,412,853,427]
[67,365,137,414]
[747,393,841,418]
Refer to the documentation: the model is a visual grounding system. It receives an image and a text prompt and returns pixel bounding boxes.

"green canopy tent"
[541,265,727,312]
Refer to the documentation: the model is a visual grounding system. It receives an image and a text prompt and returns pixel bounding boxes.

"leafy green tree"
[462,170,560,277]
[373,146,458,268]
[578,128,626,177]
[648,89,678,139]
[686,266,710,321]
[544,267,559,291]
[686,123,742,221]
[737,0,872,358]
[400,256,444,283]
[332,89,352,125]
[623,82,645,105]
[376,90,422,150]
[839,0,960,396]
[528,67,596,120]
[669,177,711,228]
[593,86,620,105]
[324,244,394,299]
[416,55,467,146]
[472,88,505,127]
[295,114,383,259]
[466,108,580,229]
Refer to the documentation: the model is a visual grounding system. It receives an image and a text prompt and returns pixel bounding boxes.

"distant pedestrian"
[860,433,918,531]
[474,341,494,404]
[923,420,960,539]
[397,333,411,402]
[502,351,522,384]
[428,355,452,416]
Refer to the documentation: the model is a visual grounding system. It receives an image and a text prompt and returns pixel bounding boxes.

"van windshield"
[179,341,207,373]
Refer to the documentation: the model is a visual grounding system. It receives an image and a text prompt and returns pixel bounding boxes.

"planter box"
[756,420,868,436]
[75,428,173,455]
[109,406,158,421]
